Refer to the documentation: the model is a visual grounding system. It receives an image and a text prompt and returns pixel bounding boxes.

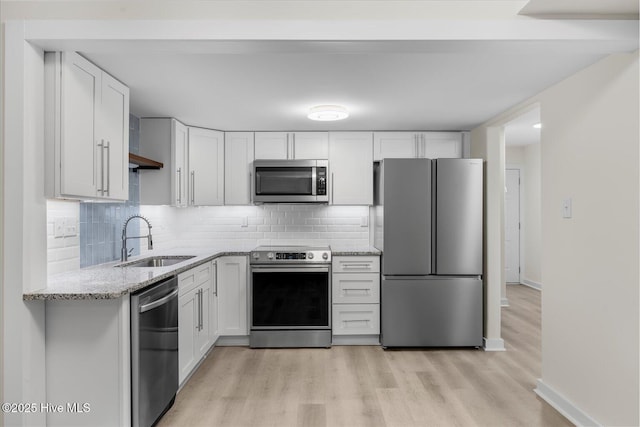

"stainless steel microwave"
[253,159,329,203]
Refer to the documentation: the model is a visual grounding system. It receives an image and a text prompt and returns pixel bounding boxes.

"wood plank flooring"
[158,285,571,427]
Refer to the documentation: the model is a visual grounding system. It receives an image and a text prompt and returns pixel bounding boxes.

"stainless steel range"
[250,245,332,348]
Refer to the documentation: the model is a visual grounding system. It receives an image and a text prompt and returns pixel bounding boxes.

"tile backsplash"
[139,204,371,253]
[46,199,81,276]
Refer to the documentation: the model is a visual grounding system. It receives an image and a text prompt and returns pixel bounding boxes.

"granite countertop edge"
[24,250,249,301]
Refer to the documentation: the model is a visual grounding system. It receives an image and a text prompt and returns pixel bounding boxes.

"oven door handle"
[251,267,330,273]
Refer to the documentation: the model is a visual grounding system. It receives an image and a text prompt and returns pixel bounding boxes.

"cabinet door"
[173,120,189,207]
[60,52,101,198]
[423,132,462,159]
[178,288,197,385]
[188,127,224,206]
[373,132,418,161]
[254,132,288,159]
[329,132,373,205]
[211,261,219,341]
[224,132,255,205]
[216,256,248,336]
[195,284,213,355]
[292,132,328,159]
[99,73,129,201]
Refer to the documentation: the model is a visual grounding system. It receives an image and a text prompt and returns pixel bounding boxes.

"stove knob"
[267,252,274,260]
[322,252,329,260]
[251,252,259,259]
[307,252,314,260]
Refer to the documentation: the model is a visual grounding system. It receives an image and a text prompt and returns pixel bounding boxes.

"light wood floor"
[159,285,571,427]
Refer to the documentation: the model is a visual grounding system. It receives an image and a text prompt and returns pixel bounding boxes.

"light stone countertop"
[24,247,250,301]
[25,244,381,301]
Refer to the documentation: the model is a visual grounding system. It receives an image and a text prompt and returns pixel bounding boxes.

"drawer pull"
[343,289,371,296]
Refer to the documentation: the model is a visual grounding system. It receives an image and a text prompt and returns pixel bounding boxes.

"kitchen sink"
[116,255,196,268]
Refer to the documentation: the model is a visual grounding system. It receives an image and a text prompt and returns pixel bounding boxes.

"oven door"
[250,266,331,330]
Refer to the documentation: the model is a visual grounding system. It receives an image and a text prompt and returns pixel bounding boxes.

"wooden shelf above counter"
[129,153,163,170]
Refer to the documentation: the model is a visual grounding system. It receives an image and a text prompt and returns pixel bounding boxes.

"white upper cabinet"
[139,118,189,206]
[423,132,463,159]
[254,132,328,160]
[373,131,462,160]
[188,127,224,206]
[224,132,255,205]
[45,51,129,201]
[329,132,373,205]
[140,120,224,206]
[373,132,418,160]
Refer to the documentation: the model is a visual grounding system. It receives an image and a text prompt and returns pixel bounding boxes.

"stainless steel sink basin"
[116,256,196,268]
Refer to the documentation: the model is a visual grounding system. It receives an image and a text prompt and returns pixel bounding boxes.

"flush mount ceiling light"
[533,123,542,129]
[307,105,349,121]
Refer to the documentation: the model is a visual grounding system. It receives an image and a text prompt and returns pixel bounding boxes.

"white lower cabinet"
[178,261,215,385]
[216,255,248,336]
[332,255,381,342]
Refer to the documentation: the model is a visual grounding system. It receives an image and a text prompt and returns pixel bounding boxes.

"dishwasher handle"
[139,288,179,314]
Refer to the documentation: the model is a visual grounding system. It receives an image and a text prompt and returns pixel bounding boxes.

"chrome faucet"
[121,215,153,262]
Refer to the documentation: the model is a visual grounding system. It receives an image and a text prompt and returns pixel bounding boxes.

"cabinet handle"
[191,171,195,205]
[213,261,218,296]
[286,133,290,159]
[421,134,425,158]
[292,133,295,159]
[177,167,182,204]
[248,172,252,204]
[331,172,335,205]
[97,140,104,195]
[104,141,110,196]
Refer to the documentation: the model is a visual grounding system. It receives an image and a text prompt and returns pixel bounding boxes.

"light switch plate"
[64,217,78,237]
[241,216,248,227]
[360,216,369,227]
[54,218,65,238]
[562,198,572,219]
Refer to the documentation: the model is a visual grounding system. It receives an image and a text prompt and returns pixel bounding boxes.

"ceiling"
[505,107,540,147]
[85,37,636,132]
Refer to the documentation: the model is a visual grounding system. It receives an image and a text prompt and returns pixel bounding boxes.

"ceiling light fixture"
[307,105,349,121]
[533,123,542,129]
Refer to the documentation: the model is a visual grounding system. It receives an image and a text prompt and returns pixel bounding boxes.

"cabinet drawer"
[332,273,379,304]
[179,261,211,293]
[332,256,380,273]
[332,304,380,335]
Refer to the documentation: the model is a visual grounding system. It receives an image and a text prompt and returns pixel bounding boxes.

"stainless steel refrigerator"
[374,158,483,347]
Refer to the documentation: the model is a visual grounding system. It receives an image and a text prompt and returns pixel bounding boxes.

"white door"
[292,132,328,159]
[329,132,373,205]
[254,132,289,159]
[100,73,129,200]
[224,132,254,205]
[188,127,224,206]
[373,132,417,160]
[505,169,521,283]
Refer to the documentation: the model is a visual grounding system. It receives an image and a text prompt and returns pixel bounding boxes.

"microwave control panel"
[317,167,327,195]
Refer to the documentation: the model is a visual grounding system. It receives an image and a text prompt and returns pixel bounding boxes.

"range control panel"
[250,246,331,264]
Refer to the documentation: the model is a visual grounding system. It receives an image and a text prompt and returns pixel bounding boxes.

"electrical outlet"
[241,216,249,227]
[360,216,369,227]
[54,218,65,238]
[64,217,78,237]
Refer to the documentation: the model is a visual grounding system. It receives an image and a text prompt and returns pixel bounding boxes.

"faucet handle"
[128,247,134,256]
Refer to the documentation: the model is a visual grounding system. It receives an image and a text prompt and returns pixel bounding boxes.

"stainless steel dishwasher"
[131,276,179,427]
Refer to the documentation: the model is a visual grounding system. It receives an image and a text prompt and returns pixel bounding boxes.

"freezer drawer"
[381,276,482,347]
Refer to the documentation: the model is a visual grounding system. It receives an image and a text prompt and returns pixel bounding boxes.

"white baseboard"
[501,297,510,307]
[332,335,380,346]
[535,379,601,426]
[521,278,542,291]
[483,337,506,351]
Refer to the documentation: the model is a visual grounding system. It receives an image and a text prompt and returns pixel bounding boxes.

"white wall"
[2,24,48,426]
[476,51,639,426]
[470,126,505,351]
[536,51,638,426]
[505,144,542,288]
